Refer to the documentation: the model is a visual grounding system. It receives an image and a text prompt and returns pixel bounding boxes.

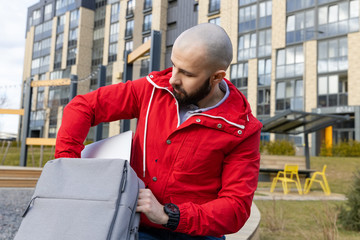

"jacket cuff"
[175,204,189,232]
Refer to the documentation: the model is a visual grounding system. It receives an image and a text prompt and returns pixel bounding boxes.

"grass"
[255,200,360,240]
[0,144,55,167]
[256,156,360,239]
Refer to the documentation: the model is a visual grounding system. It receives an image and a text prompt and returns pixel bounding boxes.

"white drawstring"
[143,86,156,178]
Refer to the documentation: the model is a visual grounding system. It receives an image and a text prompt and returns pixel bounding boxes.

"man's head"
[169,23,233,106]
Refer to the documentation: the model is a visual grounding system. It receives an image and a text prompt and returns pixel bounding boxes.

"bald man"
[55,23,262,239]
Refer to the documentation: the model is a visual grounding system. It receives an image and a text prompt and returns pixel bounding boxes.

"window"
[144,0,152,10]
[36,87,45,109]
[67,47,77,66]
[70,9,79,26]
[257,88,270,116]
[92,39,104,66]
[56,0,76,15]
[68,28,78,47]
[258,59,271,86]
[57,14,66,32]
[94,6,106,28]
[32,9,41,25]
[209,0,220,13]
[31,55,50,75]
[127,0,135,16]
[276,46,304,79]
[318,37,348,73]
[238,32,257,61]
[44,4,53,21]
[276,79,303,111]
[258,29,272,57]
[56,33,64,48]
[318,74,348,107]
[287,0,315,12]
[35,21,53,36]
[126,20,134,37]
[143,35,151,43]
[230,62,248,89]
[140,59,150,77]
[108,43,118,63]
[239,4,257,33]
[143,14,152,32]
[318,1,359,38]
[110,22,119,42]
[286,9,315,44]
[54,49,62,69]
[33,38,51,55]
[209,17,220,26]
[239,0,256,6]
[125,41,133,55]
[111,2,120,22]
[259,1,272,29]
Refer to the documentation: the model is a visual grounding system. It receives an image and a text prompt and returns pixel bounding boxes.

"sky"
[0,0,39,135]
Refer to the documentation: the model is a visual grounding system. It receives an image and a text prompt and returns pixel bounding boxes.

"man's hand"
[136,188,169,225]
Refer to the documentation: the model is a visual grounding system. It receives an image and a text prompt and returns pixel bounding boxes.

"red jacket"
[55,68,262,237]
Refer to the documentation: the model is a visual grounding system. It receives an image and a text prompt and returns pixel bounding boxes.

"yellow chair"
[270,164,303,195]
[304,165,331,195]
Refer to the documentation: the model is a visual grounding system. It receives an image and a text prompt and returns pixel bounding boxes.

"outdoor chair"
[270,164,303,195]
[304,165,331,195]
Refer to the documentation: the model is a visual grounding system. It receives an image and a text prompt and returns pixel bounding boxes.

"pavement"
[254,188,347,201]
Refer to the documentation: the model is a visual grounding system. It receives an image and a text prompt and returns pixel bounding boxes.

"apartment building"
[23,0,360,155]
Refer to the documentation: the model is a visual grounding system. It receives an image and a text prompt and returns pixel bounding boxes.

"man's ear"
[211,70,226,84]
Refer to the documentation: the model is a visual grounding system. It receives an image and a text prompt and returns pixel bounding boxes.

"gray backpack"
[15,157,144,240]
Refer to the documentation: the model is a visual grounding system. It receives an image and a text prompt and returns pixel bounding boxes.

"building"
[23,0,360,155]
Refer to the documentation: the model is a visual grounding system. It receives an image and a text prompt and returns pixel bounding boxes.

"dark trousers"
[139,227,226,240]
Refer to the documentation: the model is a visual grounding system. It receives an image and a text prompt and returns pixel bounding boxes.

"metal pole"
[121,51,133,133]
[69,75,78,100]
[20,78,33,166]
[304,133,310,170]
[149,30,161,72]
[94,65,106,141]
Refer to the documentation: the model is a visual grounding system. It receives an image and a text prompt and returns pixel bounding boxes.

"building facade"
[23,0,360,155]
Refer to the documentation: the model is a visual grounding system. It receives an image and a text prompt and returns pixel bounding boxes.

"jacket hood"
[146,67,255,128]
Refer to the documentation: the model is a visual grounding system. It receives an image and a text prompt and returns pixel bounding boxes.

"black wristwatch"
[162,203,180,230]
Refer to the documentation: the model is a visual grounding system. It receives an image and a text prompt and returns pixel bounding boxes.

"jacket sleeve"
[55,79,143,158]
[175,128,261,237]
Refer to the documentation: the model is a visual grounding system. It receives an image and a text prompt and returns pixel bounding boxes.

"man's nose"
[169,68,180,85]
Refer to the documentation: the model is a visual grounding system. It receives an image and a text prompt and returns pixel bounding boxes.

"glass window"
[108,43,118,63]
[209,0,220,13]
[259,1,272,28]
[239,0,256,6]
[319,1,359,38]
[318,37,348,74]
[209,17,220,26]
[110,22,119,42]
[44,4,53,21]
[257,88,270,116]
[286,9,315,44]
[127,0,135,16]
[238,32,257,61]
[258,58,271,86]
[126,20,134,37]
[287,0,315,12]
[111,2,120,22]
[230,62,248,88]
[258,29,271,57]
[144,0,152,10]
[143,14,152,32]
[70,9,79,23]
[276,46,303,79]
[276,79,303,111]
[318,74,348,107]
[239,4,257,33]
[140,59,150,77]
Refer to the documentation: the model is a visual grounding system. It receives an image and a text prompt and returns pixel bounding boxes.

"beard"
[172,77,212,106]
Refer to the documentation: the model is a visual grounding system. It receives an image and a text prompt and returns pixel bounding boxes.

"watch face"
[166,203,179,213]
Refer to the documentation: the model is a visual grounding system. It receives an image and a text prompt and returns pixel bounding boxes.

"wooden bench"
[0,166,42,187]
[259,155,314,182]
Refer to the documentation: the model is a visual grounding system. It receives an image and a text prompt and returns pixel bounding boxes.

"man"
[55,23,262,239]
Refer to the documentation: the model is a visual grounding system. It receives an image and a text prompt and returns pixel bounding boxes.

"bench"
[259,155,314,182]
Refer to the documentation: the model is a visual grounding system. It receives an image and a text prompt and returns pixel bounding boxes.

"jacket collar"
[146,67,253,128]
